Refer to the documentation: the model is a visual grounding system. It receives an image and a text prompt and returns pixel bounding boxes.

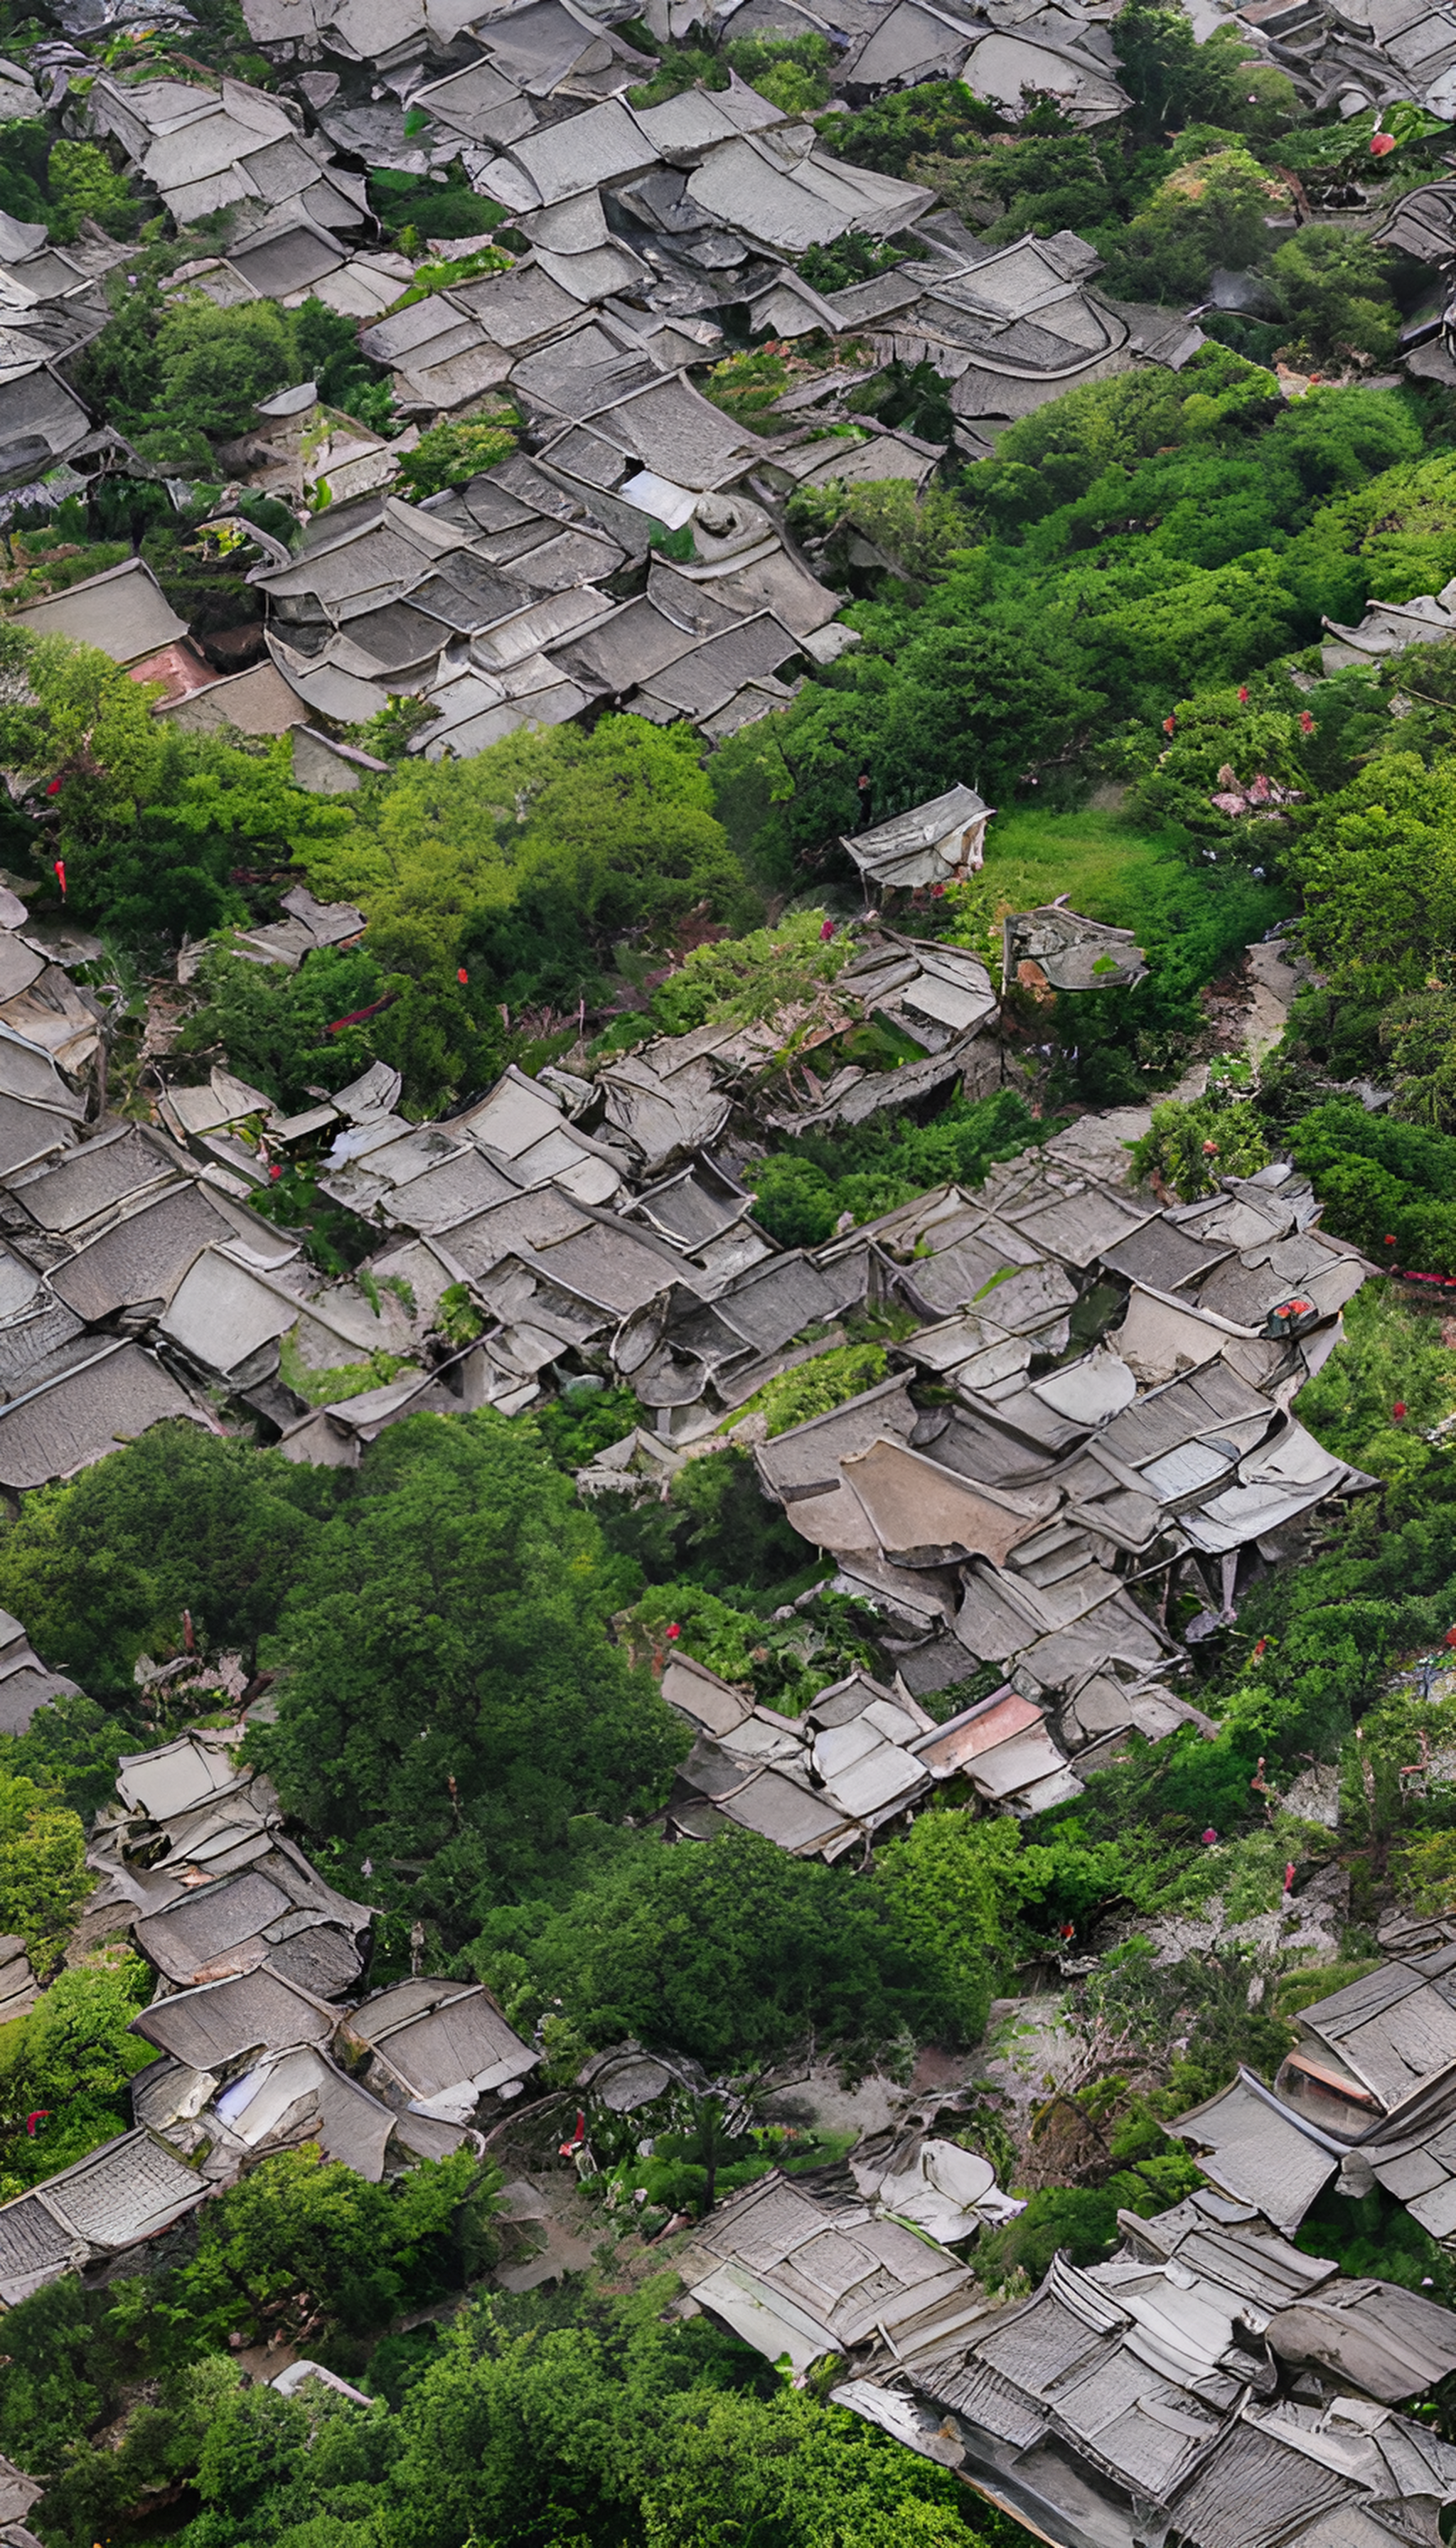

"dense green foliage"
[0,121,139,242]
[0,1423,336,1704]
[253,1414,688,1937]
[0,1953,154,2199]
[76,273,385,444]
[0,625,348,946]
[746,1089,1045,1243]
[19,2274,980,2548]
[0,2144,499,2483]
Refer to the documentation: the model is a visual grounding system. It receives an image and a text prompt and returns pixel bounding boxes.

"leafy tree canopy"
[298,717,742,991]
[256,1413,689,1936]
[0,1773,88,1969]
[0,1952,154,2199]
[0,1423,336,1703]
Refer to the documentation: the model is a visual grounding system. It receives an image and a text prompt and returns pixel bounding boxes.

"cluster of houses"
[2,30,1213,767]
[655,1925,1456,2548]
[678,2155,1456,2548]
[8,0,1401,766]
[0,1715,542,2308]
[0,860,1376,1872]
[637,1098,1373,1842]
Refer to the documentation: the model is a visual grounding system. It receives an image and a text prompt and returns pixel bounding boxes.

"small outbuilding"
[841,784,994,899]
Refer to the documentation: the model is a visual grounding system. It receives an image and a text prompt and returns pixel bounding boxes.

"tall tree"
[259,1414,688,1932]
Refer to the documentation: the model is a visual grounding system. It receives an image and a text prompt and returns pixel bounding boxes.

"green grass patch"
[965,805,1244,933]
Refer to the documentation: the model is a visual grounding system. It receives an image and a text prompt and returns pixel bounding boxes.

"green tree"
[821,78,1001,178]
[150,2143,498,2359]
[0,1423,334,1703]
[177,943,391,1114]
[483,1821,1005,2071]
[874,1809,1042,2044]
[1379,981,1456,1133]
[141,294,296,439]
[1288,754,1456,998]
[46,140,139,240]
[1097,146,1290,309]
[918,129,1115,240]
[786,478,975,589]
[1267,225,1399,367]
[1297,1278,1456,1480]
[258,1415,689,1933]
[1289,1098,1456,1273]
[297,718,744,1032]
[1112,1,1295,136]
[0,1952,154,2195]
[0,1772,87,1966]
[380,2291,974,2548]
[1,628,349,944]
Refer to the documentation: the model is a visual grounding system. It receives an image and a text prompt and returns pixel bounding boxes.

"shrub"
[1268,225,1398,368]
[1097,147,1290,305]
[1131,1094,1270,1199]
[395,418,517,500]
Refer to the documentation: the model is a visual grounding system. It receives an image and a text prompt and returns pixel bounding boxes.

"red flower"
[666,1622,681,1640]
[1162,714,1177,734]
[1394,1401,1408,1421]
[1201,1827,1218,1844]
[1238,685,1249,704]
[457,966,469,984]
[819,919,835,941]
[1371,129,1397,154]
[44,778,62,797]
[1386,1235,1398,1245]
[930,882,946,899]
[1300,710,1316,734]
[1201,1138,1219,1155]
[269,1163,282,1181]
[1254,1638,1268,1658]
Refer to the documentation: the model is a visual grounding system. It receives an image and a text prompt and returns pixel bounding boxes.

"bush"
[725,30,833,110]
[977,2187,1121,2288]
[0,1772,88,1967]
[396,419,518,500]
[1097,146,1290,306]
[0,1953,156,2198]
[732,1344,890,1436]
[1131,1093,1270,1199]
[787,478,974,586]
[1268,225,1398,368]
[746,1155,839,1248]
[820,79,1000,178]
[917,130,1114,241]
[797,228,905,292]
[1289,1098,1456,1272]
[1296,1278,1456,1481]
[746,1091,1045,1238]
[46,140,139,240]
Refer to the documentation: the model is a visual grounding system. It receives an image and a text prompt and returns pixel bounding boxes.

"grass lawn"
[947,803,1292,970]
